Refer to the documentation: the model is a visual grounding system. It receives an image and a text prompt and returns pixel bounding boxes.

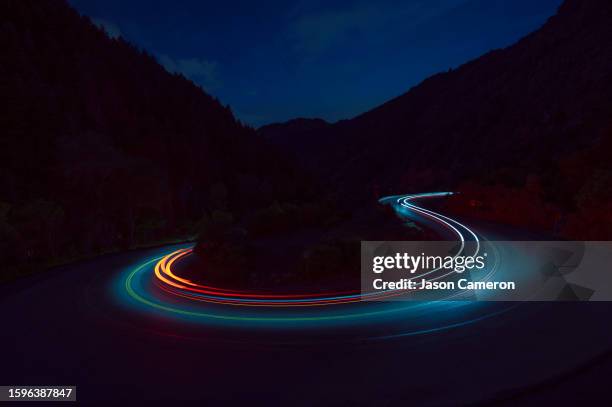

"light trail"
[116,192,508,336]
[394,193,483,284]
[126,192,497,307]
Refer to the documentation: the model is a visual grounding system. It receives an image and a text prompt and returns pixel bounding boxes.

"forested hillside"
[0,0,311,277]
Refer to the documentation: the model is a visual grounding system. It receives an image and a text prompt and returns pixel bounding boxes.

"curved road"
[1,193,611,405]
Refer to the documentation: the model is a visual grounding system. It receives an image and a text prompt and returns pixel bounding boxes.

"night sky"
[69,0,562,127]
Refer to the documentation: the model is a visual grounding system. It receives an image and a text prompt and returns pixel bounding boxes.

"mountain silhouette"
[258,118,331,151]
[0,0,309,276]
[260,0,612,237]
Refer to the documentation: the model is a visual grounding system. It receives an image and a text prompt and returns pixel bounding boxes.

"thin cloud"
[288,1,468,59]
[158,54,221,91]
[93,18,122,39]
[290,4,378,55]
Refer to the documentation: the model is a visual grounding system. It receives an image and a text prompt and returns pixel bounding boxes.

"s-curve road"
[1,193,611,405]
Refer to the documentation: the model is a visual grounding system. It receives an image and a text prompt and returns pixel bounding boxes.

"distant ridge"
[258,118,331,149]
[267,0,612,195]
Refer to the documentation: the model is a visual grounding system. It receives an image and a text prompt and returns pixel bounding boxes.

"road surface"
[1,193,611,405]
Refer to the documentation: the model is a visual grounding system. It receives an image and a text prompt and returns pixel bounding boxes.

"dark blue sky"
[69,0,562,127]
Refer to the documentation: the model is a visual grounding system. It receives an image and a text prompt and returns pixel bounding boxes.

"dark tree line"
[0,0,314,279]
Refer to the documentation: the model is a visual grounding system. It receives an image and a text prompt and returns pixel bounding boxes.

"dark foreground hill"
[0,0,312,278]
[258,118,331,151]
[261,0,612,238]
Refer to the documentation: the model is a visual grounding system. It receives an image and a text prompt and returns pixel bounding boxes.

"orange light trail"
[152,248,408,306]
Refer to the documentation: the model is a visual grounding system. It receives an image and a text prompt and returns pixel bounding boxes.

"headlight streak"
[397,193,502,299]
[124,256,473,323]
[153,193,494,306]
[117,192,509,337]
